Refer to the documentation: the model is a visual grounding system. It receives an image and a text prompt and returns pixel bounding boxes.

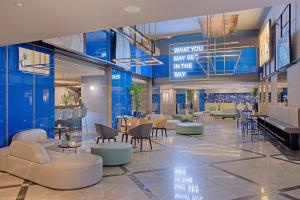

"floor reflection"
[174,167,203,200]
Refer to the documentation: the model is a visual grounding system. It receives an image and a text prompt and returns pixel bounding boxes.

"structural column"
[106,68,112,127]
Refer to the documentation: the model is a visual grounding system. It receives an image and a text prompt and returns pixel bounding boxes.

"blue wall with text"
[111,70,132,128]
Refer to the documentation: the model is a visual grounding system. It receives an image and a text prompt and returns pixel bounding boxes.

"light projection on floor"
[174,167,203,200]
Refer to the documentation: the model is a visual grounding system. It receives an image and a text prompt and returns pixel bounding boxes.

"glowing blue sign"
[169,41,206,80]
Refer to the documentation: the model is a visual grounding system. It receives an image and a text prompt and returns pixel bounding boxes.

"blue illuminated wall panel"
[199,89,205,112]
[5,44,55,144]
[34,46,55,138]
[0,47,6,147]
[130,45,152,77]
[152,94,160,114]
[8,44,34,143]
[111,70,132,128]
[85,30,112,61]
[153,31,259,79]
[176,93,186,110]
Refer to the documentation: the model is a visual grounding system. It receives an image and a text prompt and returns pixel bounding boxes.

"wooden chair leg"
[161,128,163,136]
[164,128,167,137]
[149,138,152,150]
[155,129,158,138]
[114,138,116,142]
[151,129,154,137]
[140,139,143,152]
[122,134,124,142]
[130,137,134,144]
[102,138,105,143]
[96,137,100,144]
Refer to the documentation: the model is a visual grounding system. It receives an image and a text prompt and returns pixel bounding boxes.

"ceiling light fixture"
[15,1,23,7]
[124,5,141,13]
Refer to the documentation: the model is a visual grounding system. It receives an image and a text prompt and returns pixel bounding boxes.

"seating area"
[1,1,300,199]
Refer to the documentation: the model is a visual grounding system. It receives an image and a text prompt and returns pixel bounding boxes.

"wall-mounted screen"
[259,20,271,66]
[276,4,291,70]
[19,47,50,75]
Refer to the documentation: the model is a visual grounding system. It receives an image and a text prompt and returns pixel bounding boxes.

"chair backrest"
[55,109,62,121]
[126,118,140,127]
[9,140,50,164]
[12,129,48,143]
[153,117,167,128]
[139,118,148,125]
[129,123,153,138]
[61,109,72,120]
[80,107,88,118]
[72,108,81,119]
[95,123,118,138]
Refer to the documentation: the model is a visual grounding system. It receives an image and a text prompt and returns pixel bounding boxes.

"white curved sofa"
[0,129,59,173]
[6,140,103,190]
[12,129,58,148]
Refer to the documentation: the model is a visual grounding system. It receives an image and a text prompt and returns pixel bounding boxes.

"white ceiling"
[55,58,105,82]
[0,0,289,46]
[142,7,269,38]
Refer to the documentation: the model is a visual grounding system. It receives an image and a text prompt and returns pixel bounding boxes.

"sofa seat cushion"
[9,141,50,164]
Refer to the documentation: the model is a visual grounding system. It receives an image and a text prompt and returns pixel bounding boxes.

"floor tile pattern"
[0,116,300,200]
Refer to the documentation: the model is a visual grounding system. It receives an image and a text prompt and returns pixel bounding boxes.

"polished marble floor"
[1,117,300,200]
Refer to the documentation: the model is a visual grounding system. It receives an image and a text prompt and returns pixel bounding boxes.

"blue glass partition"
[85,30,112,61]
[0,47,6,147]
[34,46,55,138]
[152,94,160,114]
[176,93,186,111]
[111,70,132,128]
[3,44,55,144]
[8,44,35,143]
[199,89,205,112]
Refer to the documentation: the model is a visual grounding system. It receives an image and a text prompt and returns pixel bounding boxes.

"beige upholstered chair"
[152,117,168,137]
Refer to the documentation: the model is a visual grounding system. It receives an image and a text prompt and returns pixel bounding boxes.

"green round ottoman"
[91,142,133,166]
[176,123,204,135]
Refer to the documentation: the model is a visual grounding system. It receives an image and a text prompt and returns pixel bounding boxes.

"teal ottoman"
[176,123,204,135]
[91,142,133,166]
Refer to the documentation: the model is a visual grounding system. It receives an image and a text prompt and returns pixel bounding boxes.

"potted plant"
[130,84,145,117]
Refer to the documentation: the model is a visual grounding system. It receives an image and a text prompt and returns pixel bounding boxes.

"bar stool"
[72,108,82,134]
[61,109,72,128]
[80,107,88,134]
[55,109,63,125]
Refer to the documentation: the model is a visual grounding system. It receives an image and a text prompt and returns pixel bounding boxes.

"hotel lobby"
[1,0,300,200]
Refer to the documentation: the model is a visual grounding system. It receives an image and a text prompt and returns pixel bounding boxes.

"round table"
[176,123,204,135]
[58,142,81,153]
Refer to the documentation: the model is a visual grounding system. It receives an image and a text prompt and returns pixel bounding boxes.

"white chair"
[80,108,88,134]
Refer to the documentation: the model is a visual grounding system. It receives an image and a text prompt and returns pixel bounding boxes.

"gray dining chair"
[95,123,118,143]
[129,123,153,152]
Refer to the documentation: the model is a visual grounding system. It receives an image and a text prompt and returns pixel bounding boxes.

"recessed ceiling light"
[15,1,23,7]
[124,5,141,13]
